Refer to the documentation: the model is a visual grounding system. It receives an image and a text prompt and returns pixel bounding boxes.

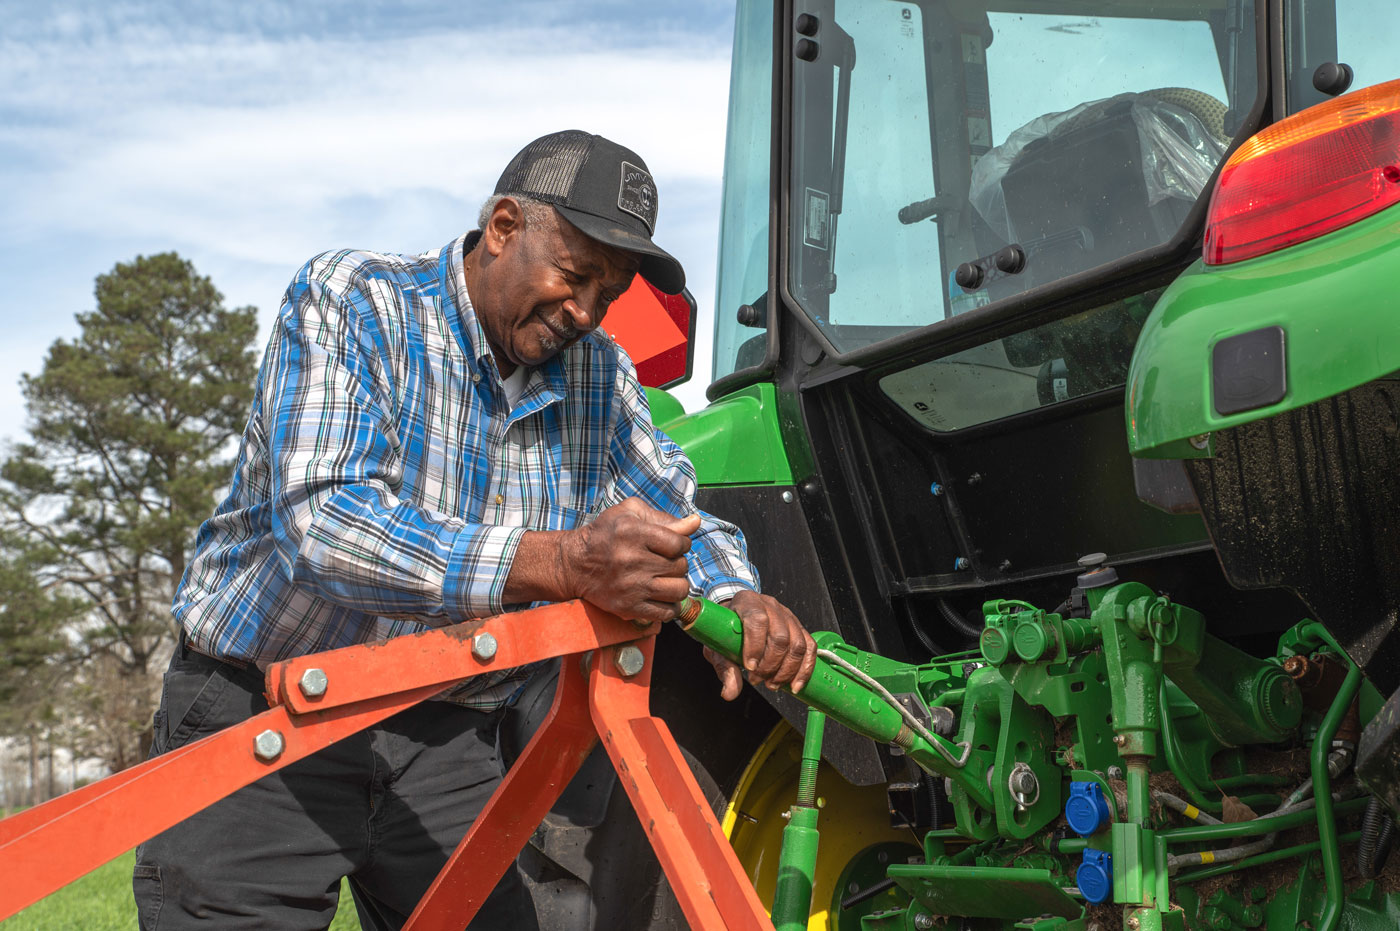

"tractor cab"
[655,0,1400,928]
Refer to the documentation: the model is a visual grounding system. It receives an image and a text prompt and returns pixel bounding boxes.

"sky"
[0,0,738,447]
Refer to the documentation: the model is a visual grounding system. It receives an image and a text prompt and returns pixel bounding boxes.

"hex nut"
[253,729,285,763]
[298,667,328,699]
[614,645,646,677]
[472,632,499,662]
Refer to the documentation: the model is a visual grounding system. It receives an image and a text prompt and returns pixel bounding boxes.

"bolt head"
[1113,735,1128,747]
[781,490,795,503]
[1127,918,1141,931]
[253,729,285,762]
[472,632,499,662]
[614,644,646,677]
[914,914,935,930]
[298,667,328,698]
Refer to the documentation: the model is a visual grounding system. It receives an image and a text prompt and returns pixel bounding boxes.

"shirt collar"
[439,230,570,411]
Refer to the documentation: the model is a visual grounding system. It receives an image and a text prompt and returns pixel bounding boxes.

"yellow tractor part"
[721,720,920,930]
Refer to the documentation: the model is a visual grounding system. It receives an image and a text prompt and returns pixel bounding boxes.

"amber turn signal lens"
[1204,79,1400,265]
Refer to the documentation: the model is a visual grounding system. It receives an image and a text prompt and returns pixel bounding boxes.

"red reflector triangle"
[606,278,686,368]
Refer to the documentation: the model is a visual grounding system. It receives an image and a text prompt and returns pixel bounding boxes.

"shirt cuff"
[702,580,758,605]
[442,525,528,619]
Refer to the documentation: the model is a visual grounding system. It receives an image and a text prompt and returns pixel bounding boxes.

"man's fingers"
[649,574,690,604]
[704,646,745,702]
[665,511,703,536]
[792,629,818,694]
[729,591,812,693]
[640,516,698,560]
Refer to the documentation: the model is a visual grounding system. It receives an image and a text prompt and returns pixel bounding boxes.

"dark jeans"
[132,641,539,930]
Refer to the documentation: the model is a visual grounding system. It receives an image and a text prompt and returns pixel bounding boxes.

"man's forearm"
[502,530,574,605]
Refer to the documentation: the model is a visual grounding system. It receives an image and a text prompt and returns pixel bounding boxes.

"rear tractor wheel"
[722,720,922,930]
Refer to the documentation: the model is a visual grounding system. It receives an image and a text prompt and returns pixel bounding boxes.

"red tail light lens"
[1204,79,1400,265]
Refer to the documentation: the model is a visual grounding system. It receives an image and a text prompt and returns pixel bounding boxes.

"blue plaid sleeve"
[264,262,524,621]
[604,353,760,604]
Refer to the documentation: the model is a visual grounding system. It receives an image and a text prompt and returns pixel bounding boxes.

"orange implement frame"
[0,601,774,931]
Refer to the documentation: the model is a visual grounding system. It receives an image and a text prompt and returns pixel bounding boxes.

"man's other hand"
[704,590,816,701]
[560,497,700,624]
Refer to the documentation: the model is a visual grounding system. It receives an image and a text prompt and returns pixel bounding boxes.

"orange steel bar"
[0,738,209,846]
[0,601,642,921]
[0,682,442,919]
[590,639,775,931]
[403,653,599,931]
[1,601,777,930]
[268,601,643,713]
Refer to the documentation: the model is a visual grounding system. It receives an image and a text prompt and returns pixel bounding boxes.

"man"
[133,130,815,929]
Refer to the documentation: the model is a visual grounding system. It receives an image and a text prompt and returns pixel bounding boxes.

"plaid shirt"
[174,231,759,708]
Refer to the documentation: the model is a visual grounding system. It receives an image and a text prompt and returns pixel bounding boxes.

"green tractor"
[511,1,1400,929]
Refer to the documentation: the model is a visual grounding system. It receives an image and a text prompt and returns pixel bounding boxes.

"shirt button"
[471,373,481,384]
[495,494,504,505]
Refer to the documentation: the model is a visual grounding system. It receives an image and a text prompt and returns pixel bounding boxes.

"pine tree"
[0,253,258,771]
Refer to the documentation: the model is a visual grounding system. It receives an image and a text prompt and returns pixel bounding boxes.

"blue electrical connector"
[1077,849,1113,904]
[1065,782,1112,836]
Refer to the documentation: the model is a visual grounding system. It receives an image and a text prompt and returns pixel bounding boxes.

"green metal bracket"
[950,667,1062,841]
[885,864,1082,921]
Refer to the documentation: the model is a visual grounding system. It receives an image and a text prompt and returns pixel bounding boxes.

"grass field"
[2,850,363,930]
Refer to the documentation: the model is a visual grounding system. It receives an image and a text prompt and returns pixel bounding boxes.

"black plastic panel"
[697,484,885,786]
[1212,325,1287,416]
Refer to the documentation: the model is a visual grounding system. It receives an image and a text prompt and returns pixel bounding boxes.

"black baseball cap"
[494,130,686,294]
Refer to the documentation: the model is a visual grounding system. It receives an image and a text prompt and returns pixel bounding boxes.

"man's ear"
[483,197,527,258]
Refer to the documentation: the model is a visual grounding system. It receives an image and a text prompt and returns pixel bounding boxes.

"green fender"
[1126,205,1400,459]
[646,382,795,487]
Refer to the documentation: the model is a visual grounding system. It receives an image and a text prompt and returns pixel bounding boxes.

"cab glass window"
[1285,0,1400,114]
[788,0,1258,356]
[713,0,774,382]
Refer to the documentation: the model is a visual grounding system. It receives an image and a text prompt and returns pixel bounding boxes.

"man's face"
[476,202,639,373]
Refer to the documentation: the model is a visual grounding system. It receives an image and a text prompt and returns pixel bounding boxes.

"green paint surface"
[1127,205,1400,458]
[661,382,794,486]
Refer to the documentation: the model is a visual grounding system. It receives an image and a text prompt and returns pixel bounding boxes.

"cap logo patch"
[617,161,657,233]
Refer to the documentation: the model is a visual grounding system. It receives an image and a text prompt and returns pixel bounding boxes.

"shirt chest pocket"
[540,503,594,532]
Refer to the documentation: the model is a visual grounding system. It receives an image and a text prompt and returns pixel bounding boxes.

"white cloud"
[0,15,735,438]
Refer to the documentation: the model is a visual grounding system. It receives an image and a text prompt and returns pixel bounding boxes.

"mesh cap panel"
[495,130,594,203]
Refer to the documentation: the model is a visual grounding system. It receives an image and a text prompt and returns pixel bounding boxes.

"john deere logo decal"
[618,161,658,232]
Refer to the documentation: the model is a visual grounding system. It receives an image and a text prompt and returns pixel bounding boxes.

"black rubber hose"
[925,771,946,830]
[1358,797,1395,879]
[909,617,947,658]
[937,598,984,641]
[1376,809,1396,876]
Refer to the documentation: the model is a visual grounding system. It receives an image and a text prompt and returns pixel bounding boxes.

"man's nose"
[562,295,600,331]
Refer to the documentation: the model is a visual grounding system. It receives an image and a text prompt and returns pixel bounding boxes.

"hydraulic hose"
[1299,623,1361,931]
[1162,795,1369,844]
[1174,830,1364,886]
[1358,797,1397,880]
[937,598,984,641]
[1164,787,1360,873]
